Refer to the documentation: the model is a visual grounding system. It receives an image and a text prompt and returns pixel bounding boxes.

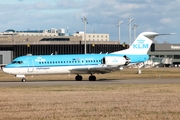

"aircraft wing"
[70,65,121,74]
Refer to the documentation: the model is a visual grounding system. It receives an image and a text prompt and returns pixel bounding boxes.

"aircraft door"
[27,57,34,72]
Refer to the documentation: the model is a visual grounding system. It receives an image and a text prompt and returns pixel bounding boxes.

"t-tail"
[112,32,172,55]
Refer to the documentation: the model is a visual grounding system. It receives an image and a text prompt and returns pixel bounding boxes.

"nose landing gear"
[22,78,26,82]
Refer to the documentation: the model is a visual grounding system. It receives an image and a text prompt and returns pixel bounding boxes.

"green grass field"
[0,68,180,120]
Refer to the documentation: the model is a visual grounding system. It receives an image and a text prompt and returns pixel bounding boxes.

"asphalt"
[0,78,180,87]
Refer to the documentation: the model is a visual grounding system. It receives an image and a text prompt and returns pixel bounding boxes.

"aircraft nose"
[3,67,10,74]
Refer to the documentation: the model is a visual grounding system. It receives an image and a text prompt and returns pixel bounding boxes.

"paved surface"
[0,78,180,87]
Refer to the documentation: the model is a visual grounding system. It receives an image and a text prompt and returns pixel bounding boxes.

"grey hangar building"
[0,29,180,67]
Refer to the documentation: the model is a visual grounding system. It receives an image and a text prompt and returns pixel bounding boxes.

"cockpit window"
[12,61,17,64]
[17,61,23,64]
[12,61,23,64]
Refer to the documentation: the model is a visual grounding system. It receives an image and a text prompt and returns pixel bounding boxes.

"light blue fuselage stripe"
[5,54,149,68]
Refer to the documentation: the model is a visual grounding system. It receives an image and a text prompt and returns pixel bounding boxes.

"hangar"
[0,28,180,67]
[148,44,180,66]
[1,41,180,67]
[0,41,128,65]
[0,28,127,65]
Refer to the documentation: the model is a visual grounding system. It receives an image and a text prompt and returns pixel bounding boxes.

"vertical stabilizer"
[112,32,172,55]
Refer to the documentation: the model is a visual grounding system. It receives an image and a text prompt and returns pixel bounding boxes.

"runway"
[0,78,180,87]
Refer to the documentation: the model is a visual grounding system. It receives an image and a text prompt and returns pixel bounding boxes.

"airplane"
[3,32,171,82]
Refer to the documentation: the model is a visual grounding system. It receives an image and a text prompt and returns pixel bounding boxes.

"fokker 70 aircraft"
[3,32,171,82]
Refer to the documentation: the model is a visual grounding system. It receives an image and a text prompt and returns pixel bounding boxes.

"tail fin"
[112,32,172,54]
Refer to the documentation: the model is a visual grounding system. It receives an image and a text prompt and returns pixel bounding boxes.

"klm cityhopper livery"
[3,32,170,82]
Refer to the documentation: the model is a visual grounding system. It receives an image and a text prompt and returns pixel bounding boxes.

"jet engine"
[102,56,130,66]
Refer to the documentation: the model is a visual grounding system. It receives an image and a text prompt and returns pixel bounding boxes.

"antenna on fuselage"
[26,54,32,56]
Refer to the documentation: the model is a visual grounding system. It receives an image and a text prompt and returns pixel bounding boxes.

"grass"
[1,68,180,119]
[1,85,180,119]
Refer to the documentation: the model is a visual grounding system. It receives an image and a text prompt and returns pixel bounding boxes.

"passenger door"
[27,57,34,72]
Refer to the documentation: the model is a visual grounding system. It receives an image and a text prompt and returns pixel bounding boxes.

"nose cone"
[3,67,10,74]
[3,65,14,74]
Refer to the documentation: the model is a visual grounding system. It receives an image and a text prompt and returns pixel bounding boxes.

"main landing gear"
[75,74,83,81]
[89,75,96,81]
[75,74,96,81]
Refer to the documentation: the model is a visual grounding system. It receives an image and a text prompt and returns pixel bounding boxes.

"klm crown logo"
[133,39,149,49]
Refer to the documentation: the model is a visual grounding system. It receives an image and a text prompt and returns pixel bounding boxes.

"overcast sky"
[0,0,179,44]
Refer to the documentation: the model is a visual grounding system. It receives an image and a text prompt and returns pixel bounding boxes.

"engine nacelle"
[103,56,129,66]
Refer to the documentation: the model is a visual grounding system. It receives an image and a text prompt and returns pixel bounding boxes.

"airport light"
[117,20,123,44]
[81,16,88,54]
[132,23,138,41]
[128,18,134,45]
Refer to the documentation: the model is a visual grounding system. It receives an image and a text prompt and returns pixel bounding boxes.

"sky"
[0,0,180,44]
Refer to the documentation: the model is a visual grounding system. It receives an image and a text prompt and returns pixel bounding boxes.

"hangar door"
[0,55,2,64]
[27,57,34,72]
